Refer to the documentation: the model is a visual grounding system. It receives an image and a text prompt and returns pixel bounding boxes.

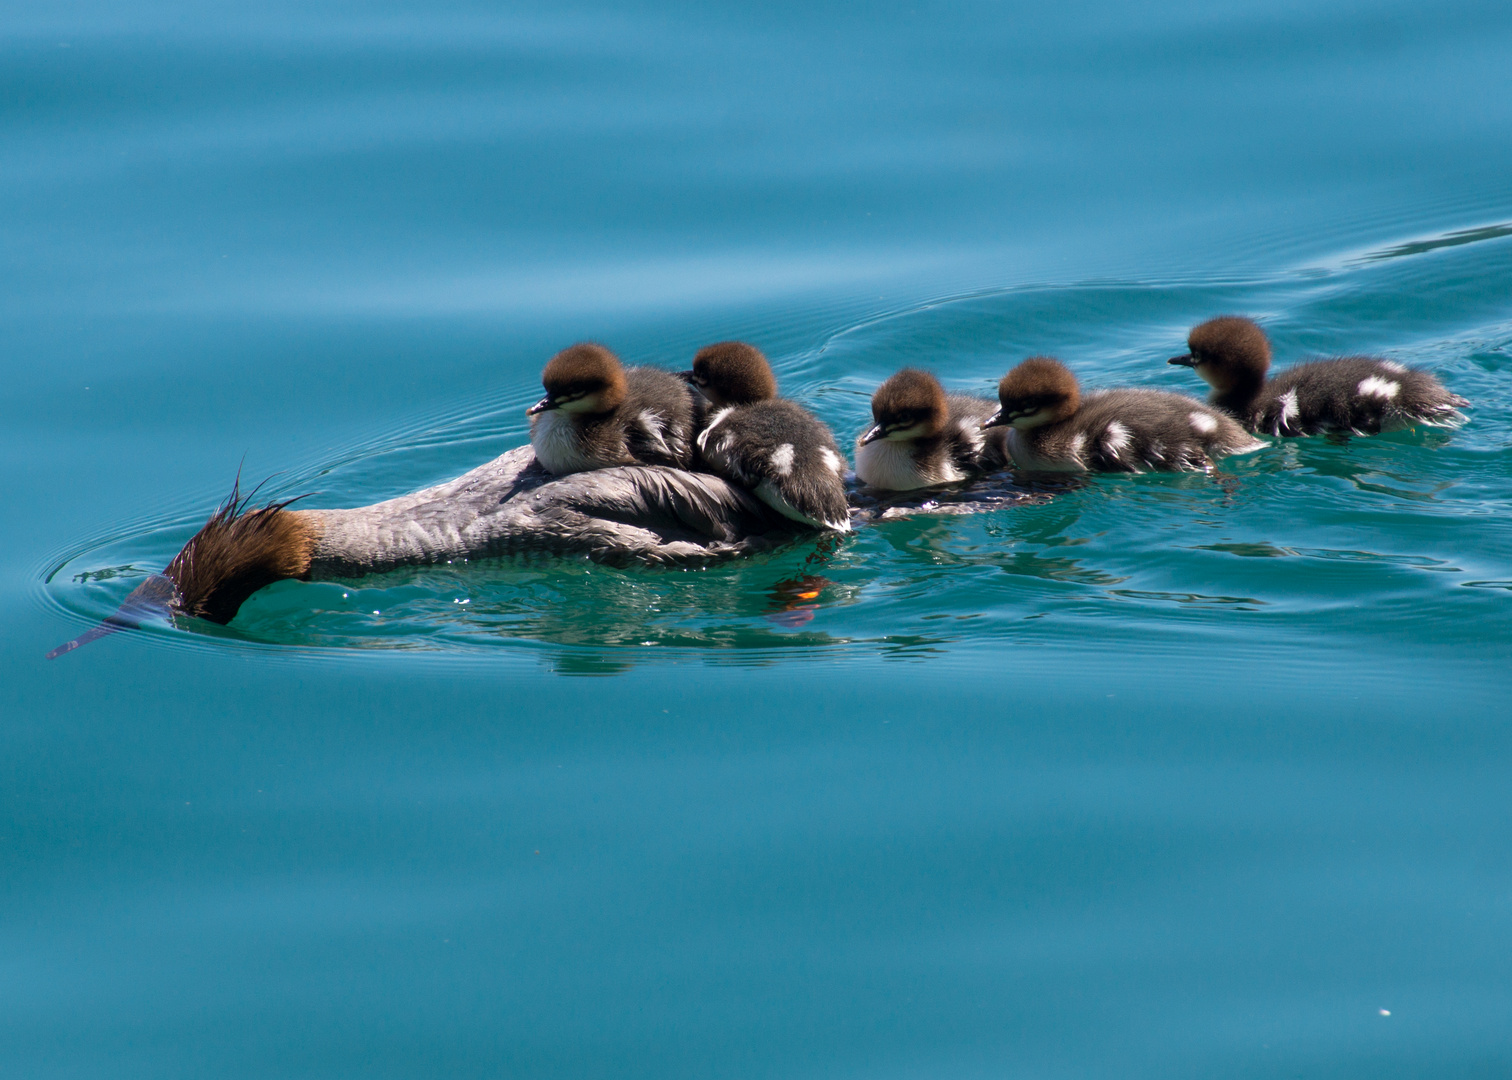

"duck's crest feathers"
[162,477,317,624]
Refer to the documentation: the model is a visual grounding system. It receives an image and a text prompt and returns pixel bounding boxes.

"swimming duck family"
[48,315,1471,653]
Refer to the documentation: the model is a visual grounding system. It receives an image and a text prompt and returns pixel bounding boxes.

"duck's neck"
[1211,370,1265,415]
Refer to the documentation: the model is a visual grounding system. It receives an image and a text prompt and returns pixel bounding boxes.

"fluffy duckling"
[855,368,1009,490]
[683,342,851,532]
[528,343,701,474]
[1170,316,1469,436]
[984,356,1265,472]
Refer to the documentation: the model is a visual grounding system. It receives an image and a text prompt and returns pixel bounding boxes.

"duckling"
[983,356,1265,472]
[855,368,1009,490]
[1169,316,1469,436]
[683,342,851,532]
[528,342,701,474]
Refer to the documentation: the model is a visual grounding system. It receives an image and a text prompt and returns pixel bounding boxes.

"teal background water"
[6,1,1512,1076]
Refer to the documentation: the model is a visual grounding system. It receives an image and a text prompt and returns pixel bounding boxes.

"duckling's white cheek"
[559,395,598,414]
[885,423,928,441]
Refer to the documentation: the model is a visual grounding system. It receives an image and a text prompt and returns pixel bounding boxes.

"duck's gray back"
[305,446,796,576]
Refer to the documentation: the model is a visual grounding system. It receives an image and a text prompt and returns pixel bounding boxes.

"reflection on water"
[1277,439,1463,502]
[763,574,831,628]
[1359,221,1512,263]
[1109,589,1264,610]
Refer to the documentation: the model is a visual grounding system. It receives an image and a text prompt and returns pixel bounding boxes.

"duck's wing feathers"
[306,446,797,575]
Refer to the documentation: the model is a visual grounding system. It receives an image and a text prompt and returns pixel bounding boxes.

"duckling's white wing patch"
[1378,360,1408,374]
[637,409,671,455]
[696,408,733,453]
[769,443,795,476]
[1102,421,1131,459]
[1189,411,1217,435]
[819,447,844,473]
[956,418,984,454]
[1068,432,1087,467]
[1358,376,1400,400]
[1277,388,1300,432]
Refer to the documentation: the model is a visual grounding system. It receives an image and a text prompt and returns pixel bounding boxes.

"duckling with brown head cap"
[528,342,702,475]
[684,342,851,532]
[1170,316,1469,436]
[855,368,1008,490]
[984,356,1264,472]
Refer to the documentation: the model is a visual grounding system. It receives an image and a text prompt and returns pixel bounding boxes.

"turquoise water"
[7,1,1512,1075]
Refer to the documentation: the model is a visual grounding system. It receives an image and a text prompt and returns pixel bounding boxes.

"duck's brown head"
[1169,316,1271,399]
[681,341,778,408]
[858,368,948,446]
[984,356,1080,430]
[46,476,319,658]
[528,343,628,416]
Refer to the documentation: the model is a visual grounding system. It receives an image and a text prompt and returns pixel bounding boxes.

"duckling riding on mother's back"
[528,342,703,474]
[683,342,852,532]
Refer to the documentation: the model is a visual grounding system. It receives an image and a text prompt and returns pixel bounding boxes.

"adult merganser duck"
[528,342,702,473]
[1169,316,1469,436]
[46,448,799,656]
[683,342,851,532]
[984,356,1265,472]
[855,368,1009,490]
